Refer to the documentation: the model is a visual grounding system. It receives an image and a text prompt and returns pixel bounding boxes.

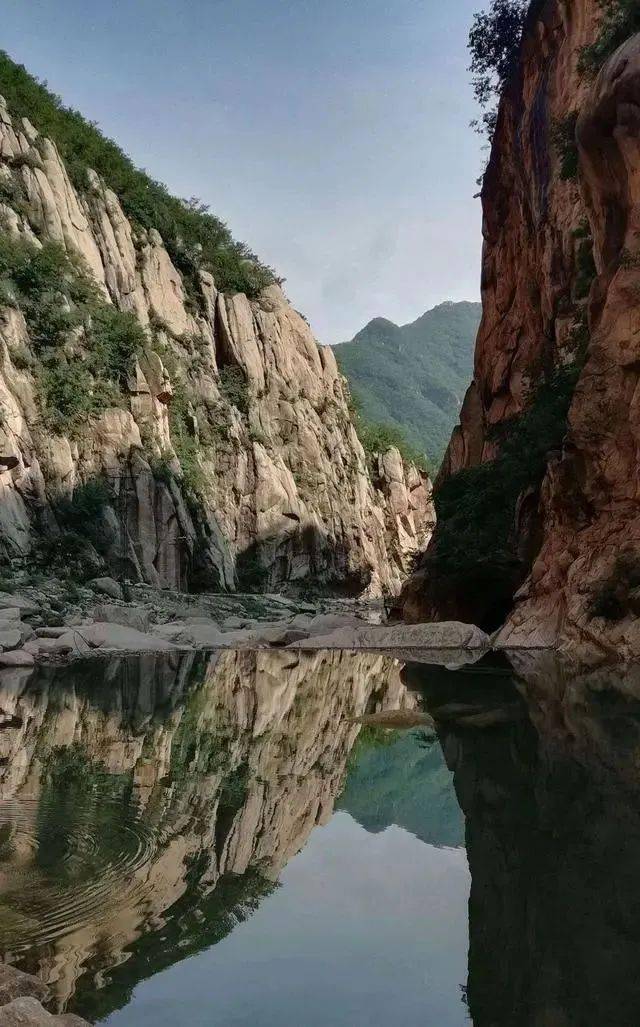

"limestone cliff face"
[404,1,640,655]
[0,97,433,596]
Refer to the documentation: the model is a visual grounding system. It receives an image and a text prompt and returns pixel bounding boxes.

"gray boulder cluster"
[0,576,490,665]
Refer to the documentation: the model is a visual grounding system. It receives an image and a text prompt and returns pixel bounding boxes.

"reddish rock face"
[405,2,640,656]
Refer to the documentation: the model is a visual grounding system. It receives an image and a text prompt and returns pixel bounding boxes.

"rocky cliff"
[402,0,640,656]
[0,66,433,598]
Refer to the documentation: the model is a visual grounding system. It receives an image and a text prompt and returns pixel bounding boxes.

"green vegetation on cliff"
[468,0,528,137]
[426,361,581,626]
[335,301,481,467]
[0,234,145,434]
[579,0,640,74]
[0,50,275,297]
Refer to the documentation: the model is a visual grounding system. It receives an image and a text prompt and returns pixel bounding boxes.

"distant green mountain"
[338,728,464,849]
[334,301,481,468]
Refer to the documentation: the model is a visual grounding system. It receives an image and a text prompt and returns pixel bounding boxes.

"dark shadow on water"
[407,654,640,1027]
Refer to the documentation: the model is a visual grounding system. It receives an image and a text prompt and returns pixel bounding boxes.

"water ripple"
[0,794,157,952]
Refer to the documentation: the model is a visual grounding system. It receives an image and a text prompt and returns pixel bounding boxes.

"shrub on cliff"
[356,418,429,473]
[0,235,145,434]
[579,0,640,75]
[551,112,579,181]
[0,51,275,297]
[468,0,528,137]
[218,365,249,415]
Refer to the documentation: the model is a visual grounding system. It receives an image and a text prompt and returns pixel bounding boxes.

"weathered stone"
[0,629,22,651]
[0,650,35,667]
[222,615,250,630]
[152,620,226,648]
[24,637,74,657]
[0,965,48,1006]
[60,623,180,653]
[305,613,364,636]
[92,604,151,633]
[87,578,124,601]
[0,997,90,1025]
[398,1,640,658]
[0,594,39,615]
[253,625,310,647]
[289,621,490,652]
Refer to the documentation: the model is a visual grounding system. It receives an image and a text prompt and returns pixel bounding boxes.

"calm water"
[0,650,639,1024]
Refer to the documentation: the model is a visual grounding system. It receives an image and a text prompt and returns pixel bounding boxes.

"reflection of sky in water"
[104,812,470,1027]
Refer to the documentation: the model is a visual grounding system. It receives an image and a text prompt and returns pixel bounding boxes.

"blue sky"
[3,0,484,342]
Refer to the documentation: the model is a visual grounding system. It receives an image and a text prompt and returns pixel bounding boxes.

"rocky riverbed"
[0,575,493,668]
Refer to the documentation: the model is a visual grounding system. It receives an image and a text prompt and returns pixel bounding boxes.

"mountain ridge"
[333,300,481,467]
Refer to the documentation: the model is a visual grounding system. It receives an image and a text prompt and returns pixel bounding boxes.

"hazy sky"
[3,0,484,343]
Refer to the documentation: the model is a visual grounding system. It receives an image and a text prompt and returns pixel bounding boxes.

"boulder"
[0,650,35,667]
[253,625,310,647]
[152,620,226,647]
[222,615,250,630]
[288,613,313,629]
[0,609,21,623]
[87,577,124,601]
[35,627,70,638]
[305,613,365,636]
[4,621,35,645]
[218,628,262,647]
[92,604,151,633]
[0,965,48,1006]
[288,621,490,652]
[57,623,181,654]
[0,629,22,651]
[182,616,222,627]
[24,638,74,657]
[0,593,39,615]
[0,996,90,1025]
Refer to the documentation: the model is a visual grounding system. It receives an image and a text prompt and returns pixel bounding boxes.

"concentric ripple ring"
[0,793,157,952]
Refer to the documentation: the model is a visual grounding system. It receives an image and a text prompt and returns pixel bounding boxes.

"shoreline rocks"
[0,966,90,1026]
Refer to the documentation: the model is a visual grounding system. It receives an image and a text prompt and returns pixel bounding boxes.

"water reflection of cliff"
[0,650,414,1018]
[408,655,640,1027]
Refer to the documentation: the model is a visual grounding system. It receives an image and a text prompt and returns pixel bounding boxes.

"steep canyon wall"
[0,88,433,597]
[404,0,640,656]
